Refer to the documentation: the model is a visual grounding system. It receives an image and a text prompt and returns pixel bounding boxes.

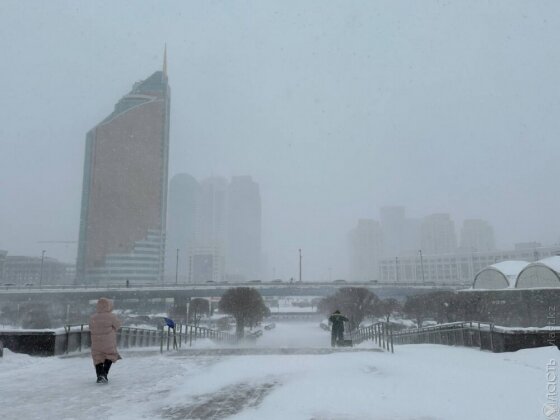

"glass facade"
[77,69,170,285]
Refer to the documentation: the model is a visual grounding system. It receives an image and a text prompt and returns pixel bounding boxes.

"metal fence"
[391,321,560,352]
[393,322,485,348]
[347,322,394,353]
[63,323,237,355]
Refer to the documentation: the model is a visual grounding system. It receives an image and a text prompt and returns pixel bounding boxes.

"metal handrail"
[347,322,394,353]
[64,322,237,354]
[391,320,496,351]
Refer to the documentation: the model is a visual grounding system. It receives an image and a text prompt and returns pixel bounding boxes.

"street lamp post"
[419,250,425,284]
[175,248,179,285]
[299,249,302,283]
[40,250,46,288]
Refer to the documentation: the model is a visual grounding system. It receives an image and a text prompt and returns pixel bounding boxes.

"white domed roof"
[473,261,529,289]
[534,256,560,273]
[516,256,560,288]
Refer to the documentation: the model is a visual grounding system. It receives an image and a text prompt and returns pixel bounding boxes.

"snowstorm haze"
[1,1,559,280]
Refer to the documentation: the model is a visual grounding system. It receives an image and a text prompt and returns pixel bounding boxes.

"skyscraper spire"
[163,44,168,77]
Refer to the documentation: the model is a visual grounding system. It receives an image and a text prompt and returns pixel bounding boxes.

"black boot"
[103,359,112,382]
[95,363,106,383]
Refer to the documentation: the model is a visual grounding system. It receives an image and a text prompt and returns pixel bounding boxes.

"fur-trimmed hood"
[96,297,113,313]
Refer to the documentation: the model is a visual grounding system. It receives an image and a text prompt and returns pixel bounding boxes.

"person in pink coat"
[89,297,122,383]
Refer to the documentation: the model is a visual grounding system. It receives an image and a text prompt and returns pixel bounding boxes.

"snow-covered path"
[0,322,557,419]
[255,321,328,348]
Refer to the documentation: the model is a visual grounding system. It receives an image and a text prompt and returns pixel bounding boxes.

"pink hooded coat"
[89,298,122,365]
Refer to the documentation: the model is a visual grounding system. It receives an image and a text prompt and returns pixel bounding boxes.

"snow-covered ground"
[0,321,557,419]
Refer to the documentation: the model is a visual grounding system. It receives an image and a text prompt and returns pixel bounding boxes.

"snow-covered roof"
[489,261,530,280]
[516,256,560,288]
[473,261,529,289]
[534,256,560,273]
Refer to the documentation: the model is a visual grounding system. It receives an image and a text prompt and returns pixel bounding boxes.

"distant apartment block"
[165,173,199,283]
[1,253,72,286]
[420,213,457,254]
[348,219,383,282]
[188,247,225,283]
[226,176,262,282]
[379,206,406,256]
[460,219,495,252]
[195,177,228,252]
[170,175,262,284]
[377,206,421,257]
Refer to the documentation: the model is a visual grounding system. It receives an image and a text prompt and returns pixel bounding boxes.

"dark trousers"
[331,329,344,347]
[95,359,113,378]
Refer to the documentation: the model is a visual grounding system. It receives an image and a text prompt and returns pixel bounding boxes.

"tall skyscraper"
[420,213,457,254]
[195,177,228,250]
[460,219,495,252]
[226,176,262,282]
[165,173,199,283]
[348,219,384,282]
[77,58,170,285]
[188,177,228,283]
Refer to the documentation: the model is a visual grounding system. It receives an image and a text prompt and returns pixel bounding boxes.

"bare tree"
[403,294,427,328]
[403,291,460,328]
[21,303,51,329]
[318,287,380,331]
[169,302,188,323]
[218,287,270,338]
[379,298,402,323]
[429,291,458,324]
[188,298,210,326]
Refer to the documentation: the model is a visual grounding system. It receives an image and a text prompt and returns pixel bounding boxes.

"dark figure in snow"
[89,297,122,383]
[329,310,349,347]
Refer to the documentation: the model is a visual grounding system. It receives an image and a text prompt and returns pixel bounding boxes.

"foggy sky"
[1,1,559,280]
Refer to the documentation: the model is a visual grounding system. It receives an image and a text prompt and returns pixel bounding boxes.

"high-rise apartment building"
[420,213,457,254]
[165,173,199,283]
[403,218,422,254]
[195,177,228,250]
[460,219,495,252]
[77,61,170,285]
[188,247,225,283]
[348,219,383,282]
[226,176,262,282]
[170,175,262,284]
[187,177,228,283]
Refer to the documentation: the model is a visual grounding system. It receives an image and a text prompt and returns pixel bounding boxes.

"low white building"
[378,245,560,285]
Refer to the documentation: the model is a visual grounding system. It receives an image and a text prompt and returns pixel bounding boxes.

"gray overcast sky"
[1,1,559,280]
